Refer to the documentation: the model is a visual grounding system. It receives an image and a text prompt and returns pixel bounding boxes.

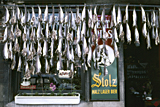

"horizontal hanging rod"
[1,3,160,8]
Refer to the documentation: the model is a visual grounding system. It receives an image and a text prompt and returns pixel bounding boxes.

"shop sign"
[20,85,36,90]
[58,70,73,78]
[91,15,119,100]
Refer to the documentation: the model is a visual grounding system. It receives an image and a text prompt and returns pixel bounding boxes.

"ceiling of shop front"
[2,0,160,5]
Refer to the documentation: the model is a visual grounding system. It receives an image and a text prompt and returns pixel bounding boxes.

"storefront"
[0,1,160,107]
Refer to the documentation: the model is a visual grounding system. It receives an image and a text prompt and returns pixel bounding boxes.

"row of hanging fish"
[3,4,160,79]
[2,5,113,79]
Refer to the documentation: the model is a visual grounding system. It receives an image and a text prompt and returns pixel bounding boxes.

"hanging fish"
[43,39,48,57]
[132,8,137,27]
[81,4,86,22]
[59,5,64,24]
[50,39,54,58]
[9,25,15,42]
[88,6,93,29]
[36,55,41,74]
[101,7,105,25]
[51,24,57,40]
[119,24,124,42]
[8,41,13,60]
[93,6,98,24]
[117,6,122,25]
[134,27,140,46]
[55,38,62,54]
[146,12,151,29]
[26,27,30,41]
[151,10,156,27]
[155,28,159,45]
[126,23,131,44]
[70,9,76,30]
[37,22,42,41]
[24,62,31,79]
[140,5,146,23]
[81,21,86,39]
[112,5,117,26]
[142,23,147,38]
[28,43,34,61]
[113,27,119,43]
[30,27,35,42]
[57,54,62,70]
[44,5,48,23]
[4,6,10,25]
[11,54,16,70]
[22,41,28,57]
[152,27,155,39]
[49,6,55,26]
[75,43,81,59]
[83,37,89,56]
[22,25,27,41]
[45,23,49,39]
[70,63,74,78]
[27,11,30,24]
[21,6,27,26]
[38,5,42,22]
[16,6,21,21]
[31,7,36,25]
[3,41,9,60]
[10,7,16,25]
[87,45,92,67]
[113,42,119,57]
[58,24,63,38]
[104,63,108,76]
[155,12,159,28]
[123,4,129,23]
[15,24,21,37]
[50,58,53,67]
[13,38,20,53]
[37,40,42,55]
[146,30,151,49]
[70,45,75,63]
[3,26,8,42]
[30,62,35,75]
[45,58,50,74]
[76,26,81,43]
[75,6,81,25]
[17,56,22,72]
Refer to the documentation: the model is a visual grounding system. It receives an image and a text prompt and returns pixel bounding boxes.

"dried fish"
[88,6,93,29]
[146,12,151,29]
[44,5,48,23]
[87,45,92,67]
[38,5,42,22]
[123,4,129,23]
[17,56,22,72]
[15,24,21,37]
[142,23,147,38]
[119,24,124,42]
[43,40,48,57]
[11,54,16,70]
[36,55,41,74]
[4,6,10,25]
[10,8,16,25]
[13,38,20,53]
[134,27,140,46]
[45,58,50,73]
[151,10,156,27]
[117,6,122,25]
[126,23,131,44]
[132,8,137,27]
[81,4,86,22]
[59,5,64,24]
[8,41,13,60]
[155,27,159,45]
[3,26,8,42]
[3,41,9,60]
[16,6,21,21]
[140,5,146,23]
[113,42,119,57]
[75,7,81,25]
[146,30,151,49]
